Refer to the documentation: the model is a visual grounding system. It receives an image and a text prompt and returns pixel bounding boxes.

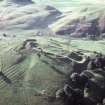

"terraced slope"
[0,36,105,105]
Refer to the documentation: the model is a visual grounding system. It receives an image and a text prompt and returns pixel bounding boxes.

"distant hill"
[0,0,105,38]
[49,4,105,38]
[0,0,61,35]
[4,0,34,5]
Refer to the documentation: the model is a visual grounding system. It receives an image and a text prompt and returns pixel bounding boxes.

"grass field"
[0,35,104,105]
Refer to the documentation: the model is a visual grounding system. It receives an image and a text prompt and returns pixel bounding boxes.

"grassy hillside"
[0,36,105,105]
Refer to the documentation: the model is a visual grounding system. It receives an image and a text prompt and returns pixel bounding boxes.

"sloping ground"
[0,36,105,105]
[51,0,105,12]
[0,0,105,37]
[0,36,67,105]
[4,0,34,5]
[0,0,61,35]
[50,4,105,37]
